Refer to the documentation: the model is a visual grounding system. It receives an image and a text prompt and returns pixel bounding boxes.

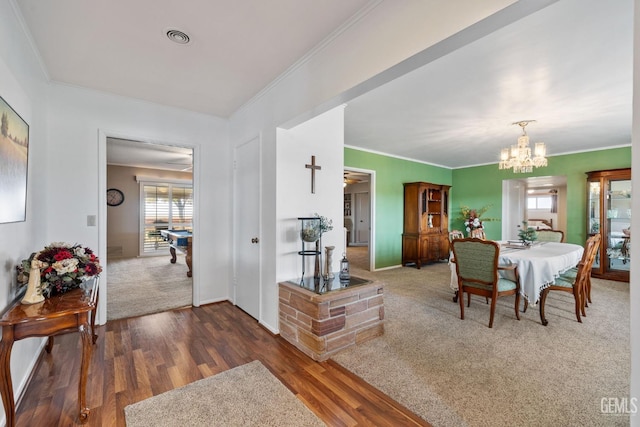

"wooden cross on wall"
[305,155,321,194]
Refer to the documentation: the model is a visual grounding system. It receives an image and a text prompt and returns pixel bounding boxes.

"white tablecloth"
[450,242,584,304]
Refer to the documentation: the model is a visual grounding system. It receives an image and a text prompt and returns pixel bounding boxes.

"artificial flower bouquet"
[459,205,496,235]
[18,242,102,297]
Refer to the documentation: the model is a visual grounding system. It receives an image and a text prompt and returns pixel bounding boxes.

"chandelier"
[499,120,548,173]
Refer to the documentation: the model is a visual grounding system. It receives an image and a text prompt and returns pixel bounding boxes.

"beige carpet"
[107,255,192,320]
[332,262,630,427]
[124,360,324,427]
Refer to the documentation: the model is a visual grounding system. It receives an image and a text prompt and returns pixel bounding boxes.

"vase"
[313,239,322,286]
[21,265,44,304]
[324,246,335,280]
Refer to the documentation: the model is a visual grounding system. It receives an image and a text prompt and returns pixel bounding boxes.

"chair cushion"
[462,278,517,292]
[559,267,578,281]
[553,276,575,288]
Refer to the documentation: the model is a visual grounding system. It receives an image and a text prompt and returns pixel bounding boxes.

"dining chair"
[536,229,564,242]
[451,238,521,328]
[449,230,464,242]
[557,233,601,306]
[448,230,465,303]
[470,228,486,240]
[538,234,600,326]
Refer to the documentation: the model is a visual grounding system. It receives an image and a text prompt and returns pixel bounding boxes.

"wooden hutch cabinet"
[402,182,450,268]
[586,168,631,281]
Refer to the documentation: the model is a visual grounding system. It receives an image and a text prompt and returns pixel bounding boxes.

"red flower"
[84,264,100,275]
[53,249,73,261]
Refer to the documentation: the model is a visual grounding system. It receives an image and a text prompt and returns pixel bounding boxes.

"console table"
[0,279,99,426]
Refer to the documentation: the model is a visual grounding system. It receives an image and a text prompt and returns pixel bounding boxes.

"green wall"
[345,148,451,268]
[346,146,631,268]
[451,147,631,244]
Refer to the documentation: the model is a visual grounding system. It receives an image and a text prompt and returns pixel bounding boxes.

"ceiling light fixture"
[499,120,548,173]
[166,29,191,45]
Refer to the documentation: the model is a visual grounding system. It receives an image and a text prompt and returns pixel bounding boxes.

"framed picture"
[0,95,29,223]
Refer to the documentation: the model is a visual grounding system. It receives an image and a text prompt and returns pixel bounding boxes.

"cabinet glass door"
[588,181,601,269]
[605,178,631,273]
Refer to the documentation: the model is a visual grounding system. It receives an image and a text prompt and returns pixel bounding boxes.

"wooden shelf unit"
[402,182,450,268]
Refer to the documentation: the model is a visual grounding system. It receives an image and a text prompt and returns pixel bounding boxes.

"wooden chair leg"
[488,296,497,328]
[574,287,583,323]
[459,289,465,320]
[514,293,521,321]
[467,293,471,307]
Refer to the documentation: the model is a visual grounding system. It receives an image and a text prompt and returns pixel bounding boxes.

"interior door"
[354,192,370,244]
[234,137,261,320]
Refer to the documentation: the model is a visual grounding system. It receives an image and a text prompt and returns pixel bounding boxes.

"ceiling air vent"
[166,29,191,45]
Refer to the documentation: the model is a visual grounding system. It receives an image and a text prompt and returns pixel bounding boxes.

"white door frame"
[98,130,200,325]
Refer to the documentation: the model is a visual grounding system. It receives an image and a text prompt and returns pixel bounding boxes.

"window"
[527,195,552,210]
[141,182,193,254]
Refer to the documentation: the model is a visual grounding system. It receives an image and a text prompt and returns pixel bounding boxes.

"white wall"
[0,0,52,418]
[45,83,231,316]
[275,105,345,292]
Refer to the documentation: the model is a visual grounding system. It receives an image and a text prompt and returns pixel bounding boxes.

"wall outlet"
[87,215,97,226]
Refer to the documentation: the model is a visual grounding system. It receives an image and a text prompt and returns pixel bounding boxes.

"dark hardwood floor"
[14,302,430,426]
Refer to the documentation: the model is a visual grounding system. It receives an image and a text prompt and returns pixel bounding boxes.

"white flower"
[49,242,72,248]
[74,246,87,258]
[473,218,481,227]
[52,258,79,275]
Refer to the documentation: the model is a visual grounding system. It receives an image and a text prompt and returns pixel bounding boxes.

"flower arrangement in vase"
[458,205,497,237]
[18,242,102,297]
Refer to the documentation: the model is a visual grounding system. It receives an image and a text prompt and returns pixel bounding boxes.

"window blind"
[142,183,193,254]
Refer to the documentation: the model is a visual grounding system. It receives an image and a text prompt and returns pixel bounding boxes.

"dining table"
[450,241,584,305]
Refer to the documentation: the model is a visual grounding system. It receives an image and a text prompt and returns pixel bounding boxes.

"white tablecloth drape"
[450,242,584,304]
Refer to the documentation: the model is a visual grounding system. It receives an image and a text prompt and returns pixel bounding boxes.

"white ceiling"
[14,0,633,171]
[15,0,371,118]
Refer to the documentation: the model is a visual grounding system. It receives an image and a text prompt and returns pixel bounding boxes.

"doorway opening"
[105,137,194,320]
[344,169,373,270]
[502,175,567,241]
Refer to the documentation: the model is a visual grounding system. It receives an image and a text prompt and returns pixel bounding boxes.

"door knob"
[251,237,259,243]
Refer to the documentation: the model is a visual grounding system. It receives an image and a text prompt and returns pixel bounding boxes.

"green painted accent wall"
[345,148,452,269]
[451,147,632,244]
[345,146,631,268]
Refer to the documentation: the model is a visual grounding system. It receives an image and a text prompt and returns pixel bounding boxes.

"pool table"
[160,229,192,277]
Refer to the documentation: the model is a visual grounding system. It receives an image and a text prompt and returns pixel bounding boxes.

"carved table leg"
[169,246,177,264]
[1,327,16,427]
[78,318,92,423]
[186,244,192,278]
[539,289,549,326]
[91,289,99,344]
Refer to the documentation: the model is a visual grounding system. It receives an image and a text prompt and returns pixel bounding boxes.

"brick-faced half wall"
[278,280,384,361]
